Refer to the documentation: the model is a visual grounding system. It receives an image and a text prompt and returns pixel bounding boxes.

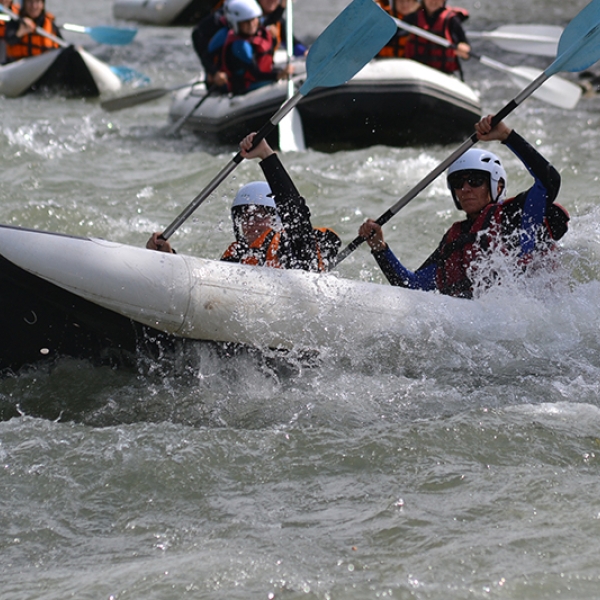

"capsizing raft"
[168,57,481,152]
[0,224,461,374]
[0,45,122,98]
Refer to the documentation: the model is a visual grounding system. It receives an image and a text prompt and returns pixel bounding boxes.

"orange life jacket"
[403,6,469,74]
[221,27,276,94]
[435,199,569,298]
[0,3,19,39]
[5,11,61,61]
[376,4,409,58]
[220,227,339,272]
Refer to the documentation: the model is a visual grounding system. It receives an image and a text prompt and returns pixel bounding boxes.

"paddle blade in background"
[550,0,600,74]
[468,25,562,57]
[279,0,306,152]
[508,65,581,108]
[299,0,396,95]
[62,23,138,45]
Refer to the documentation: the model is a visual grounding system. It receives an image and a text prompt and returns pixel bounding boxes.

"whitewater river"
[3,0,600,598]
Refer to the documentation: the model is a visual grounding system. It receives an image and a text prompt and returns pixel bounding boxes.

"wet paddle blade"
[549,0,600,74]
[279,106,306,152]
[299,0,396,95]
[468,25,562,57]
[508,65,581,108]
[279,0,306,152]
[63,23,138,45]
[100,81,201,112]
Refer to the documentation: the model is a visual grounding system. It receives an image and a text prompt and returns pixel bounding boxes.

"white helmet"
[447,148,507,208]
[231,181,276,210]
[225,0,262,32]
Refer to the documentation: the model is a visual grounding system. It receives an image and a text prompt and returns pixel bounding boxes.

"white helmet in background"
[447,148,507,208]
[231,181,276,210]
[225,0,263,33]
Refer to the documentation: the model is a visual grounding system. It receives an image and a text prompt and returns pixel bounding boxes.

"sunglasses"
[448,172,488,190]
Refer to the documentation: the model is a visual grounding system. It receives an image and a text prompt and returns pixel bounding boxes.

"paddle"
[164,87,216,136]
[468,24,562,58]
[331,0,600,269]
[278,0,306,152]
[157,0,396,241]
[62,23,137,46]
[393,17,582,109]
[101,80,203,111]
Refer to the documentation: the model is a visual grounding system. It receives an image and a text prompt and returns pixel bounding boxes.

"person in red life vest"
[402,0,470,78]
[357,115,570,299]
[3,0,62,63]
[217,0,292,95]
[0,0,20,64]
[376,0,420,59]
[147,132,340,271]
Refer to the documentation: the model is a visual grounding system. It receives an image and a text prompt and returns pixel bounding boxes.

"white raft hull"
[169,58,481,151]
[113,0,215,25]
[0,46,121,98]
[0,225,458,371]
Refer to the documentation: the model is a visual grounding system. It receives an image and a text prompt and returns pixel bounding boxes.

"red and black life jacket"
[221,27,275,94]
[435,199,569,298]
[404,6,469,73]
[5,10,61,62]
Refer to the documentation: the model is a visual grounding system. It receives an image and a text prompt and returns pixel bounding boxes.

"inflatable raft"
[169,58,481,151]
[0,46,122,98]
[0,224,458,373]
[112,0,217,25]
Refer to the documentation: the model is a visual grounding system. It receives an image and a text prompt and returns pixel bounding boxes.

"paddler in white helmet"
[358,115,570,299]
[147,133,340,272]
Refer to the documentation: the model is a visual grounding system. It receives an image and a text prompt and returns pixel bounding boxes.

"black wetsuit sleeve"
[259,153,318,270]
[503,129,561,207]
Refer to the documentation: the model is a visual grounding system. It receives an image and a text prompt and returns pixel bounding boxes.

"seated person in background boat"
[3,0,61,63]
[402,0,470,78]
[147,133,340,271]
[376,0,420,58]
[211,0,293,95]
[0,0,20,64]
[258,0,307,56]
[358,115,570,299]
[191,0,229,87]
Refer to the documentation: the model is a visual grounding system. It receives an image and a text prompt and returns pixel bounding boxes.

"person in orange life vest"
[4,0,62,63]
[358,115,569,299]
[402,0,470,77]
[147,132,340,271]
[376,0,420,58]
[217,0,292,95]
[0,0,20,64]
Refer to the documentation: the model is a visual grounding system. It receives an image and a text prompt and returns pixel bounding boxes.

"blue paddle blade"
[549,0,600,74]
[109,65,151,86]
[88,26,137,46]
[299,0,396,95]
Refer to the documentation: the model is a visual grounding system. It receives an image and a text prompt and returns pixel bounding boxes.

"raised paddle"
[467,25,562,58]
[331,0,600,268]
[157,0,396,242]
[393,17,582,109]
[62,23,138,46]
[101,80,203,111]
[278,0,306,152]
